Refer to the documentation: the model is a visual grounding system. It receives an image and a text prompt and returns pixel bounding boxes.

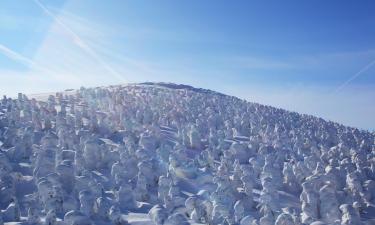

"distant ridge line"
[139,82,226,96]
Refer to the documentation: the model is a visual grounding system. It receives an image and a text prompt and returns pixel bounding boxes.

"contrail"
[334,59,375,93]
[0,44,38,68]
[0,44,55,75]
[33,0,129,83]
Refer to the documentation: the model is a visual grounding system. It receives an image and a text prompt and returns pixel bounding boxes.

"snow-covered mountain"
[0,83,374,225]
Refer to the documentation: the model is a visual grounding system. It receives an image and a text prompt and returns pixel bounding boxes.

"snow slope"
[0,83,374,225]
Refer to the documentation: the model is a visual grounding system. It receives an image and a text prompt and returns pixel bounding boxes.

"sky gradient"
[0,0,375,130]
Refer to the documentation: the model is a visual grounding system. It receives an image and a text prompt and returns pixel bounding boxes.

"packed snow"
[0,83,374,225]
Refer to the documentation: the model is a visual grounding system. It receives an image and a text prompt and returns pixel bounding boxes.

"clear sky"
[0,0,375,130]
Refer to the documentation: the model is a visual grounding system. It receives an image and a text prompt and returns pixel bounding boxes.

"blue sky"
[0,0,375,130]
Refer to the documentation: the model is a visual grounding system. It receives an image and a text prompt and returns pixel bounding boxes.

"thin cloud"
[33,0,129,83]
[234,56,295,70]
[42,8,167,77]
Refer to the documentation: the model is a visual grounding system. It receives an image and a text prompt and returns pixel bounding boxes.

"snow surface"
[0,83,374,225]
